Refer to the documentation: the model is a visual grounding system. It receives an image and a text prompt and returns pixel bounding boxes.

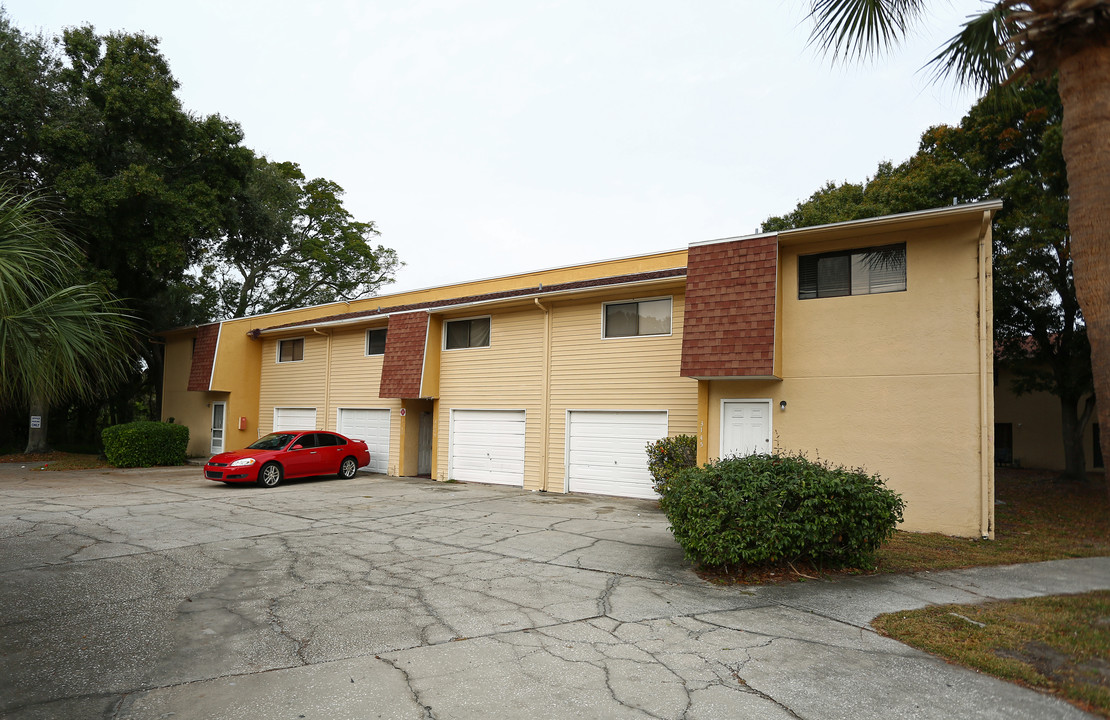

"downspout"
[978,211,995,539]
[313,328,332,430]
[535,298,552,491]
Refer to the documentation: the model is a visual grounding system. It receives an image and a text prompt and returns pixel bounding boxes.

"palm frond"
[928,5,1018,91]
[0,186,140,409]
[807,0,930,60]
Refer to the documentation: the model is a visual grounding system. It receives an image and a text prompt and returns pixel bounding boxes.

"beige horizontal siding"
[258,334,329,435]
[325,327,403,474]
[436,309,545,486]
[546,291,698,491]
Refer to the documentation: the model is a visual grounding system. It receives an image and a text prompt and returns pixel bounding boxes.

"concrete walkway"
[0,464,1106,719]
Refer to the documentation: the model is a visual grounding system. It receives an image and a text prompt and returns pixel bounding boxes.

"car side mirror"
[291,444,303,450]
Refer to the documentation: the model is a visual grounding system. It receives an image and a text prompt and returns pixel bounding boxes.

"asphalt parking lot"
[1,464,1106,719]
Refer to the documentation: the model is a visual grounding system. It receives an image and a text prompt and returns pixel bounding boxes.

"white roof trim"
[690,199,1004,248]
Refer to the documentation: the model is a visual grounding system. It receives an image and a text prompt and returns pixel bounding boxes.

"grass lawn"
[875,467,1110,573]
[873,592,1110,718]
[0,451,110,471]
[872,468,1110,718]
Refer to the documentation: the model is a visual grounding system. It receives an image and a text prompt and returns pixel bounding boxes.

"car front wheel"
[257,462,283,488]
[338,456,358,479]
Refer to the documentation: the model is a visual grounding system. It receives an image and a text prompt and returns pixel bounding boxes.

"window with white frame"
[798,243,906,299]
[366,328,387,355]
[278,337,304,362]
[603,298,672,338]
[445,317,491,349]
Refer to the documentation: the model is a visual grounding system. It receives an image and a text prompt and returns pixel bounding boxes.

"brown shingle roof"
[187,323,221,391]
[378,312,431,399]
[680,235,778,378]
[254,268,687,335]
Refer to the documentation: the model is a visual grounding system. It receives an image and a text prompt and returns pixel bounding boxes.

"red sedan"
[204,430,371,488]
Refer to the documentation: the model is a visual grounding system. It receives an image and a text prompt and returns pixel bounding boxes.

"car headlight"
[230,458,257,467]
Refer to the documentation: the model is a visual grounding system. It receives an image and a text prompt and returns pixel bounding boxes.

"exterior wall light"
[779,400,787,411]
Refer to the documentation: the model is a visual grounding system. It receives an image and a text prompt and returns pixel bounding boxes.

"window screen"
[278,338,304,362]
[366,328,387,355]
[445,317,491,349]
[799,244,906,299]
[604,298,672,337]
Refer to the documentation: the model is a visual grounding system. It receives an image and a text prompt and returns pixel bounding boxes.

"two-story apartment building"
[162,200,1000,537]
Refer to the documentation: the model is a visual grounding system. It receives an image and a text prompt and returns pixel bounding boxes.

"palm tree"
[0,187,137,452]
[807,0,1110,481]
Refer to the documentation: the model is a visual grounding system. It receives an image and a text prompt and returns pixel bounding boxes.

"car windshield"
[247,433,296,451]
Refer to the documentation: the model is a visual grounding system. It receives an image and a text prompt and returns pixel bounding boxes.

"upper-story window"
[603,298,672,338]
[366,328,387,355]
[445,317,491,349]
[278,337,304,362]
[798,243,906,299]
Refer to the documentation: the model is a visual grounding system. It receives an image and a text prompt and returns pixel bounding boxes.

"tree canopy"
[0,188,138,450]
[204,158,401,319]
[0,10,401,446]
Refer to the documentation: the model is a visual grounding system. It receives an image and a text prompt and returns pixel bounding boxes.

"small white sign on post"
[29,416,42,429]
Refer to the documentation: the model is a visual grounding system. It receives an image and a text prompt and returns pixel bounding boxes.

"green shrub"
[101,421,189,468]
[658,452,904,570]
[646,434,698,494]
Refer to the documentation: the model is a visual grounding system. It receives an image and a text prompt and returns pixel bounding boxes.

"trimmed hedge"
[102,421,189,468]
[645,434,698,495]
[656,452,904,570]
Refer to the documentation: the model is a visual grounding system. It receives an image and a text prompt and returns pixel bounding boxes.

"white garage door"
[337,408,390,474]
[274,407,317,431]
[449,410,526,486]
[567,411,668,499]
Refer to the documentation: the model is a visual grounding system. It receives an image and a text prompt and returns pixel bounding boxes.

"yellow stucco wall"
[703,215,994,537]
[994,368,1101,472]
[160,334,226,457]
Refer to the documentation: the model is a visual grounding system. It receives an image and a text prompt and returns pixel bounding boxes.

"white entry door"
[721,401,771,457]
[337,408,390,474]
[210,402,226,455]
[449,410,526,486]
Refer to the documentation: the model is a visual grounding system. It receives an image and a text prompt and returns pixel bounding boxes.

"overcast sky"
[4,0,986,295]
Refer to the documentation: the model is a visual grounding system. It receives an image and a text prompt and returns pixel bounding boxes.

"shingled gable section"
[379,312,430,399]
[680,234,778,378]
[187,323,221,391]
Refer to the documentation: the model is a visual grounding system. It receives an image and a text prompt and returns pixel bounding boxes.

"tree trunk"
[150,342,165,421]
[1057,37,1110,497]
[1059,395,1089,480]
[24,396,50,454]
